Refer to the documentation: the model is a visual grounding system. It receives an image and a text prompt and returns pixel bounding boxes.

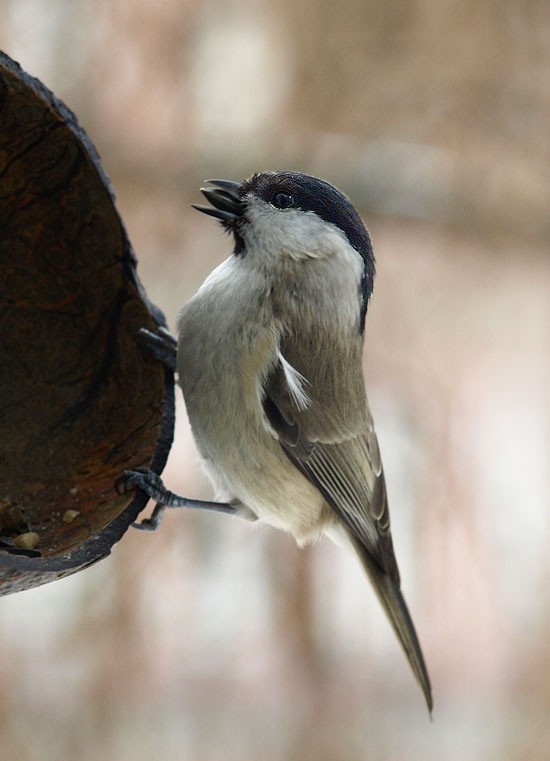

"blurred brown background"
[0,1,549,760]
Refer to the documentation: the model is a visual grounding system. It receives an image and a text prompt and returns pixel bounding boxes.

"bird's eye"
[272,192,294,209]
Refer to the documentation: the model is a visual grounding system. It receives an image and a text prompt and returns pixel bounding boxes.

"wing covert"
[263,350,400,583]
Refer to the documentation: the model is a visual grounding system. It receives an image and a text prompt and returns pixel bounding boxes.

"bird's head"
[193,171,375,322]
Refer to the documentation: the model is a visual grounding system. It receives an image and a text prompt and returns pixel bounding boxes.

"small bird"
[178,171,433,711]
[124,171,432,711]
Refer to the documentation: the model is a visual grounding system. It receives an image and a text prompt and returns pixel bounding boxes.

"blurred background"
[0,1,549,759]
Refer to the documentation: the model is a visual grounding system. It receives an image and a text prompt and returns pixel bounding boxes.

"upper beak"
[191,179,244,223]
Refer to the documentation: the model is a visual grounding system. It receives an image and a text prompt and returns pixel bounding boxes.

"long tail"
[351,537,433,714]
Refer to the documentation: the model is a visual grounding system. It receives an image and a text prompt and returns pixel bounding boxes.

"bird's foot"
[137,326,177,371]
[116,467,236,531]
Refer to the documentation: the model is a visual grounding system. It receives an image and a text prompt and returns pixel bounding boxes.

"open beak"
[191,179,244,223]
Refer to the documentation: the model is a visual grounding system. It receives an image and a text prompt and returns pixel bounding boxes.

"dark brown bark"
[0,53,174,594]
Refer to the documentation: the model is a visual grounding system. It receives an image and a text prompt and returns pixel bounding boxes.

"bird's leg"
[137,326,177,371]
[116,468,236,531]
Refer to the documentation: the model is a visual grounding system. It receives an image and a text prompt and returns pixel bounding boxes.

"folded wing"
[262,342,433,712]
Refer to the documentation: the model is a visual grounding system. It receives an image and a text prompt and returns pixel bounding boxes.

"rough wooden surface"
[0,53,175,594]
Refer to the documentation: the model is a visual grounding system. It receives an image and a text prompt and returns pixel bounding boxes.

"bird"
[178,171,433,711]
[122,171,432,712]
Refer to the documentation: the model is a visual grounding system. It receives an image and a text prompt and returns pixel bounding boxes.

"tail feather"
[352,537,433,714]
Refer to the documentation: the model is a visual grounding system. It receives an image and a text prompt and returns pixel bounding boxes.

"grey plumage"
[180,172,432,712]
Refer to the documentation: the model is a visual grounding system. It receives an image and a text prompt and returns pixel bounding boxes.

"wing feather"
[262,348,432,710]
[264,345,399,581]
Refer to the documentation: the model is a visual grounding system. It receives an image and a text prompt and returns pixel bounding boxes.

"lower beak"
[192,179,244,223]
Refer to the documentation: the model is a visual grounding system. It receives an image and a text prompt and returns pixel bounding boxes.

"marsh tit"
[124,171,432,711]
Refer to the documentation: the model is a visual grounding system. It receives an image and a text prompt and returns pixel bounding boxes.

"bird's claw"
[115,467,164,497]
[116,468,170,531]
[137,327,177,371]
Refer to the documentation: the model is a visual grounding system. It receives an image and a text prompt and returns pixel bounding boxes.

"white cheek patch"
[279,352,311,411]
[244,196,349,262]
